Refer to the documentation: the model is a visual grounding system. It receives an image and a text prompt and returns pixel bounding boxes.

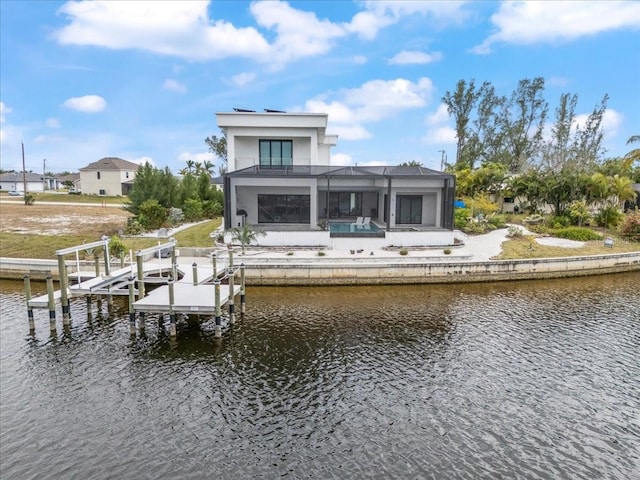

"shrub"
[507,225,524,238]
[24,193,36,205]
[109,235,127,258]
[487,214,507,228]
[454,207,470,229]
[286,251,294,256]
[399,248,408,256]
[567,200,591,226]
[547,215,571,229]
[183,198,204,222]
[125,217,144,235]
[443,248,452,255]
[317,251,326,257]
[138,199,167,230]
[553,227,602,242]
[168,207,184,226]
[202,200,223,218]
[594,206,624,229]
[618,208,640,241]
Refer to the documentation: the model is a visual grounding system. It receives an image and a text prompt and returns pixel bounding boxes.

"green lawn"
[1,191,128,205]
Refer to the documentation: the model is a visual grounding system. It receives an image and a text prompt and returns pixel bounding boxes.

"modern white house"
[79,157,140,196]
[217,110,456,248]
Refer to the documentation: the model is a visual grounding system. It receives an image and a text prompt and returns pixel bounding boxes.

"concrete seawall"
[2,251,639,285]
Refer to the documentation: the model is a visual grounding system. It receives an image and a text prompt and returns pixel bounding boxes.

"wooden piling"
[211,252,217,277]
[168,277,176,337]
[136,253,145,299]
[214,279,222,338]
[46,275,56,331]
[192,262,198,285]
[240,263,246,315]
[24,275,34,331]
[228,266,235,325]
[102,241,111,277]
[57,254,71,325]
[128,276,136,336]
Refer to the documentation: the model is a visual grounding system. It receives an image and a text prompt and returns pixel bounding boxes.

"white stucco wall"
[80,169,136,196]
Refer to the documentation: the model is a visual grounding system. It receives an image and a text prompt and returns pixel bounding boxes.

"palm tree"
[230,224,266,254]
[610,174,637,209]
[202,160,215,176]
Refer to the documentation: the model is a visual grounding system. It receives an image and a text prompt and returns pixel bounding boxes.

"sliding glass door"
[396,195,422,224]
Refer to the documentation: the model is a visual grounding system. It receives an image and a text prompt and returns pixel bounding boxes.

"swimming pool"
[329,222,384,237]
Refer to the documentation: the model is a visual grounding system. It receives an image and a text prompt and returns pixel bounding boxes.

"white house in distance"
[217,109,456,248]
[79,157,140,196]
[0,172,55,193]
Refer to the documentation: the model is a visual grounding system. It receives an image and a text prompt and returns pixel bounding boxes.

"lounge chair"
[355,217,364,225]
[362,217,371,226]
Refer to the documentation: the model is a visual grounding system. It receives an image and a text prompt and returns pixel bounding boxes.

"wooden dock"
[24,239,246,338]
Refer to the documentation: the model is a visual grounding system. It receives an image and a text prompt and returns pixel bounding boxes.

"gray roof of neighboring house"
[80,157,140,171]
[211,176,224,185]
[0,172,45,182]
[56,173,80,182]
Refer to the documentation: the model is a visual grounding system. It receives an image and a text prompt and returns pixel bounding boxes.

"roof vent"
[264,109,286,113]
[233,108,255,112]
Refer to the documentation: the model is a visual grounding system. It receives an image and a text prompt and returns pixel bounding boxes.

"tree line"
[125,162,223,233]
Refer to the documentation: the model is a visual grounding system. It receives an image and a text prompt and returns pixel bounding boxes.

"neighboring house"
[211,175,224,192]
[217,110,456,247]
[0,172,49,193]
[625,183,640,211]
[79,157,140,196]
[55,173,81,191]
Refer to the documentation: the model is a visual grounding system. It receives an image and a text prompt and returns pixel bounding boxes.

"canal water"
[1,274,639,479]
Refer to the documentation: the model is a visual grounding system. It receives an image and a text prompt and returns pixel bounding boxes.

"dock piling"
[228,267,235,325]
[57,254,71,325]
[128,276,136,336]
[192,262,198,285]
[136,253,145,299]
[46,275,56,332]
[214,279,222,338]
[240,263,246,316]
[24,275,35,331]
[168,277,177,337]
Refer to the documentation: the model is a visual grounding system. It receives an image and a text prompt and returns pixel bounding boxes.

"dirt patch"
[0,202,132,236]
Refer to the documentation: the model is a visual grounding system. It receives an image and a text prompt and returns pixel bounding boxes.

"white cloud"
[353,55,367,65]
[0,102,12,123]
[389,50,443,65]
[46,117,61,128]
[177,151,216,163]
[250,0,347,68]
[53,0,470,68]
[131,156,156,167]
[54,0,270,61]
[574,108,623,139]
[62,95,107,113]
[423,126,457,145]
[330,153,353,166]
[231,72,256,87]
[547,76,569,87]
[328,124,373,141]
[163,79,187,93]
[473,1,640,54]
[426,104,450,126]
[304,78,434,141]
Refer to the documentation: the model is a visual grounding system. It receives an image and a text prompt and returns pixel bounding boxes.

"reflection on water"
[1,274,639,479]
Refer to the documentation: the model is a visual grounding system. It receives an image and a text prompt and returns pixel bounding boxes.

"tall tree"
[542,93,578,172]
[497,77,548,173]
[572,94,609,168]
[205,131,228,175]
[441,79,487,169]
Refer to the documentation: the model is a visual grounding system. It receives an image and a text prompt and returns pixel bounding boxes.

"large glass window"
[396,195,422,224]
[258,194,310,223]
[259,140,292,167]
[328,192,362,217]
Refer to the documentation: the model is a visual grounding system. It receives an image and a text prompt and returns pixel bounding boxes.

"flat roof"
[226,165,454,179]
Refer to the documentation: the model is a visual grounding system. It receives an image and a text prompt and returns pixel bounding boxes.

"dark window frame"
[396,195,423,224]
[259,139,293,168]
[258,194,310,224]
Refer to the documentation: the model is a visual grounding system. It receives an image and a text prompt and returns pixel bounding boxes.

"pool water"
[329,222,381,233]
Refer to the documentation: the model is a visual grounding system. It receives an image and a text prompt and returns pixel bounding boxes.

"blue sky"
[1,0,639,174]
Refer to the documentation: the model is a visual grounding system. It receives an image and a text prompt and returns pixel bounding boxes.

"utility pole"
[438,150,447,171]
[43,158,46,191]
[22,142,27,203]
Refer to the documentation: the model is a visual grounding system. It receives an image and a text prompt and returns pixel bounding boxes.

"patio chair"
[355,217,364,225]
[362,217,371,226]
